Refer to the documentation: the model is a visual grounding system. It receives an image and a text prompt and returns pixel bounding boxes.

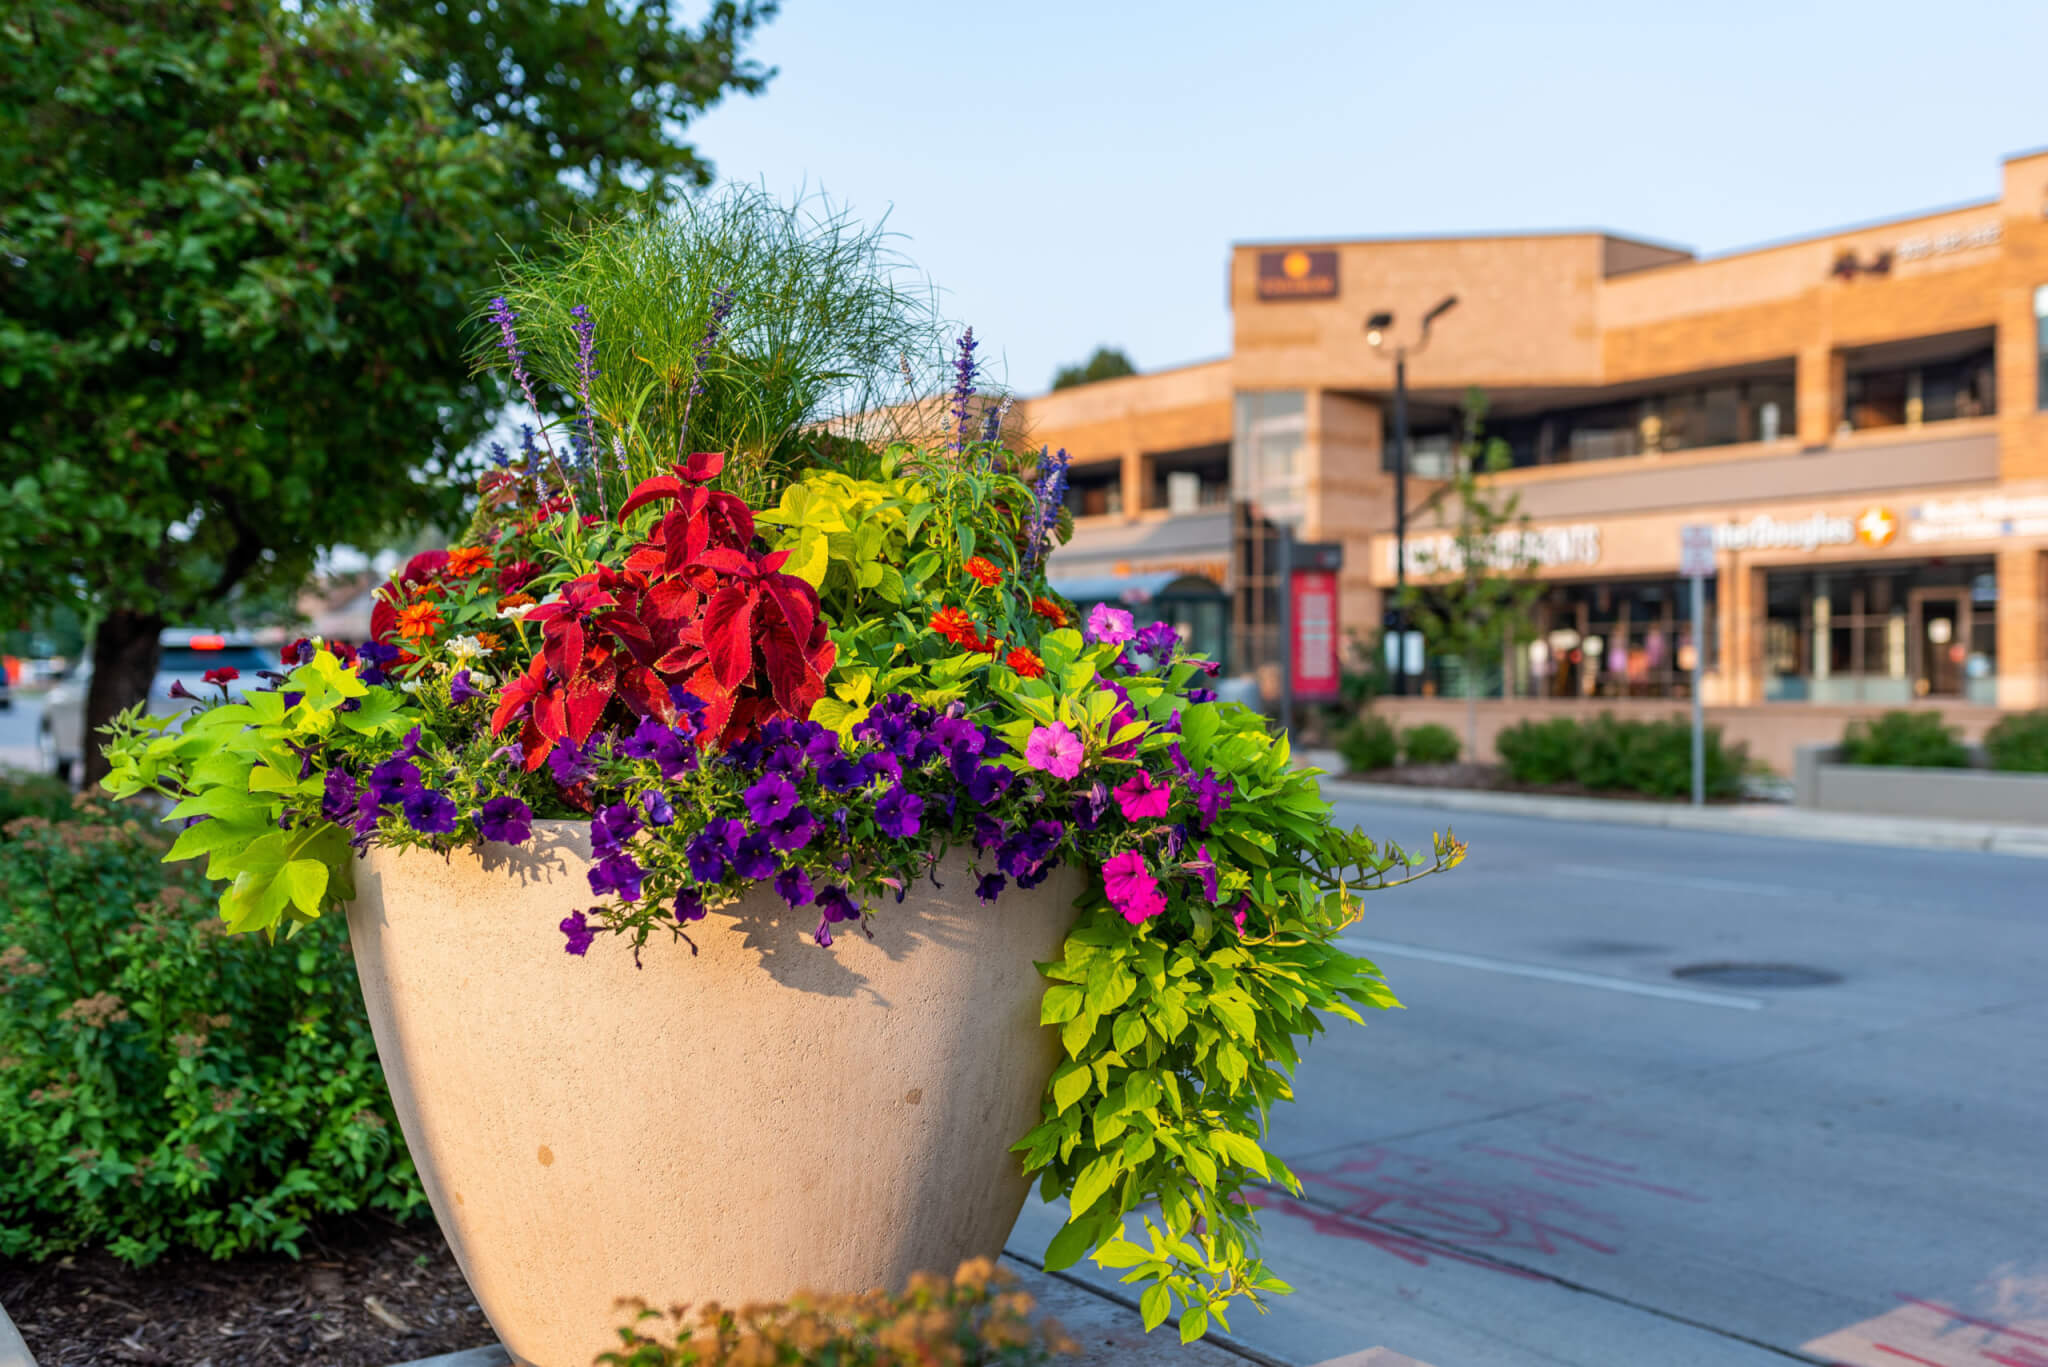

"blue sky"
[686,1,2046,397]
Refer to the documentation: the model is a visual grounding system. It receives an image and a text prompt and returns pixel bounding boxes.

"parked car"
[39,629,275,783]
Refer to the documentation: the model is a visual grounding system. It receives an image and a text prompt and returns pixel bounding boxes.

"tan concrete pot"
[347,821,1081,1367]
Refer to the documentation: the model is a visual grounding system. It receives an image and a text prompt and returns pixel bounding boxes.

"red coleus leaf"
[702,584,757,690]
[615,664,677,724]
[491,656,549,737]
[619,475,685,523]
[518,716,551,770]
[691,546,758,578]
[543,616,585,683]
[679,451,726,482]
[754,572,818,652]
[564,651,616,745]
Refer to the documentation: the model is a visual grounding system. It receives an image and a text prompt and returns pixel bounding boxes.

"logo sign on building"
[1903,495,2048,545]
[1256,249,1340,301]
[1678,524,1716,579]
[1290,568,1341,703]
[1392,524,1602,578]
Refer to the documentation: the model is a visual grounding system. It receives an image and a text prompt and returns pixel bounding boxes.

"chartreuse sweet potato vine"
[99,200,1463,1342]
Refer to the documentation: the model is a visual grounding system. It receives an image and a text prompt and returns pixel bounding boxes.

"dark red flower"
[203,667,239,687]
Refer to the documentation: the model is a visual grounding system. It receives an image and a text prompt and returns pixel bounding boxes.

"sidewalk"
[1312,767,2048,858]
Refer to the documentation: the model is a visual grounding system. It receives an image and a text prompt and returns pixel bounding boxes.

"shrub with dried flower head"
[100,194,1463,1336]
[0,794,421,1265]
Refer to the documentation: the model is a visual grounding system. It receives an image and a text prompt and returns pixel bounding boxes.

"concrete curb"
[1318,777,2048,858]
[387,1347,510,1367]
[0,1301,38,1367]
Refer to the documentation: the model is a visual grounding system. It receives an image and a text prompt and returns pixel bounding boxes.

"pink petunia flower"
[1103,850,1166,924]
[1112,770,1171,821]
[1086,603,1136,646]
[1025,722,1085,780]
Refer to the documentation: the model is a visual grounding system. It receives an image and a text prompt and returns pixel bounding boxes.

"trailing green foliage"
[1838,710,1970,768]
[1335,715,1397,774]
[1495,713,1743,798]
[1984,710,2048,773]
[0,801,423,1265]
[1400,723,1461,766]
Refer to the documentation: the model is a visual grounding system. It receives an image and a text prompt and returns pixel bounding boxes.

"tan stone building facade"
[1020,149,2048,769]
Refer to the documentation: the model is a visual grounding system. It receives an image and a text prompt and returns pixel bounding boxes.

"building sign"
[1894,223,2000,263]
[1711,511,1855,553]
[1256,249,1339,301]
[1392,524,1601,578]
[1290,568,1341,703]
[1904,494,2048,545]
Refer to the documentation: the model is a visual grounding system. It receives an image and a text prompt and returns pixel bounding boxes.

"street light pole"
[1367,295,1456,701]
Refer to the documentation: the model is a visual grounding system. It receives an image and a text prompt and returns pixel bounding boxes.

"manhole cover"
[1672,962,1841,989]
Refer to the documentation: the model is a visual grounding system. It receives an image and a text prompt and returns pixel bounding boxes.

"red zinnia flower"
[931,606,976,645]
[447,546,495,578]
[396,601,444,643]
[963,556,1002,587]
[1006,648,1045,679]
[1029,597,1068,627]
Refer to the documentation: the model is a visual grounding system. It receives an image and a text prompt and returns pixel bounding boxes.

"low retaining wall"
[1794,744,2048,824]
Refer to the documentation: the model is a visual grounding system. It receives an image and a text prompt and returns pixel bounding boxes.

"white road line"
[1551,862,1809,898]
[1339,935,1767,1011]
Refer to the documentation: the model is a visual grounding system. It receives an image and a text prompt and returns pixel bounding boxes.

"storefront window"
[1843,331,1996,430]
[1232,392,1305,510]
[2036,285,2048,411]
[1763,559,1996,704]
[1491,578,1715,700]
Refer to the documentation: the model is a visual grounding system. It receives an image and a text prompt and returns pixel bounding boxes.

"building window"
[1063,461,1123,518]
[1233,391,1304,510]
[1436,366,1797,470]
[1842,329,1996,431]
[1147,443,1231,512]
[2036,285,2048,411]
[1498,578,1714,701]
[1762,559,1996,704]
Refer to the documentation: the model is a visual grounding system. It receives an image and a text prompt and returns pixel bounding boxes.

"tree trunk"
[80,608,165,789]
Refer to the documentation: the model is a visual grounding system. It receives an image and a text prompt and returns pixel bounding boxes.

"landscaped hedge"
[1494,713,1743,799]
[0,785,426,1265]
[1336,714,1398,773]
[1984,710,2048,773]
[1399,723,1461,766]
[1838,710,1969,768]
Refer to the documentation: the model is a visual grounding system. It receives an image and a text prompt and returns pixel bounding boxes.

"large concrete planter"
[347,821,1081,1367]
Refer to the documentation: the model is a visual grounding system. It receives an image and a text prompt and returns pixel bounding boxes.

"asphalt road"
[0,693,45,771]
[1014,793,2048,1367]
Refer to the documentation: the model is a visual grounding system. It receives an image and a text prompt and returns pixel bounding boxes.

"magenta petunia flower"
[1103,850,1166,925]
[1086,604,1136,645]
[1112,770,1170,821]
[1025,722,1084,780]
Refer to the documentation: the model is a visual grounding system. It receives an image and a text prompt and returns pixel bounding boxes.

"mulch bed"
[1,1217,496,1367]
[1343,761,1745,804]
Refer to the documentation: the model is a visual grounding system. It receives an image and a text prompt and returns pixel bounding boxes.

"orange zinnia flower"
[447,546,495,577]
[1029,596,1068,627]
[497,592,537,610]
[1006,648,1045,679]
[473,631,502,651]
[963,556,1002,587]
[396,601,444,643]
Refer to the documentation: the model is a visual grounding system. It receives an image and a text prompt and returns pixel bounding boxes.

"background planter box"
[1794,744,2048,824]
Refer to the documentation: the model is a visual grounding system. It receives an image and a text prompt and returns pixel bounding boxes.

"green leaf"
[1051,1061,1091,1114]
[1140,1283,1172,1332]
[1043,1215,1097,1272]
[1069,1156,1119,1217]
[1061,1011,1096,1058]
[1039,983,1084,1025]
[1111,1010,1147,1053]
[1178,1307,1210,1345]
[278,859,329,915]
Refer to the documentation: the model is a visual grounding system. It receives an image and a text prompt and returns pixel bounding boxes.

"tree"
[1050,345,1136,391]
[0,0,774,784]
[1398,392,1545,763]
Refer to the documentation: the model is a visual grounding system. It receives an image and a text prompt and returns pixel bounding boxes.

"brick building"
[1020,148,2048,769]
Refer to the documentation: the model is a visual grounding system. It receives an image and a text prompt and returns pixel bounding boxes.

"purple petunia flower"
[1168,742,1192,779]
[730,829,777,881]
[450,670,482,704]
[1131,620,1180,666]
[548,741,593,787]
[744,773,799,825]
[875,785,924,839]
[1112,770,1171,821]
[973,814,1009,851]
[930,716,985,758]
[1186,688,1217,704]
[1192,844,1220,903]
[768,806,817,853]
[402,787,457,835]
[1190,769,1234,829]
[477,795,533,845]
[686,819,742,883]
[368,757,422,806]
[588,852,646,901]
[620,719,669,760]
[560,910,596,956]
[975,872,1006,905]
[773,866,814,908]
[814,885,859,922]
[860,750,903,783]
[819,755,867,793]
[966,763,1012,805]
[1070,780,1110,830]
[674,890,706,924]
[640,789,675,827]
[321,768,359,823]
[592,802,642,857]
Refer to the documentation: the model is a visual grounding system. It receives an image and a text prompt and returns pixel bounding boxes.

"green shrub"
[0,770,77,827]
[1494,717,1581,785]
[1495,713,1742,798]
[1400,723,1461,766]
[1335,714,1397,773]
[602,1257,1073,1364]
[0,800,426,1266]
[1839,710,1969,768]
[1984,711,2048,773]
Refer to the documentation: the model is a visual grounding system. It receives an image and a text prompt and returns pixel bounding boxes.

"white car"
[39,629,277,783]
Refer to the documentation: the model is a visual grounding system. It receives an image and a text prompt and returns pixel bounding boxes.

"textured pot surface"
[347,823,1081,1367]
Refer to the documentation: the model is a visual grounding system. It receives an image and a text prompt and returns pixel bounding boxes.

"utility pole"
[1367,296,1457,699]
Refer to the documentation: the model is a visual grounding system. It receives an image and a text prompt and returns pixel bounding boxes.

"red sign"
[1291,569,1341,702]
